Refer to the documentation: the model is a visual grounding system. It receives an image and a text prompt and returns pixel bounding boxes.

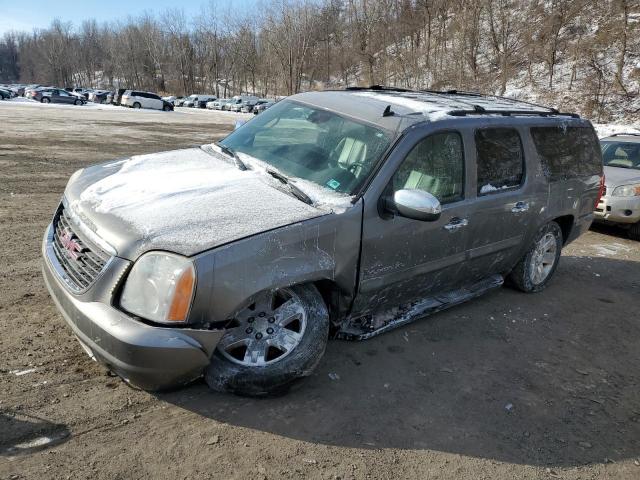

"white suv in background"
[121,90,172,111]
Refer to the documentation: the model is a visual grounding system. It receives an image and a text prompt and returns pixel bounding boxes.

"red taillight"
[595,173,605,207]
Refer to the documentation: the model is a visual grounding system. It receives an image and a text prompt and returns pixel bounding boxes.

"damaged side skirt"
[337,274,504,340]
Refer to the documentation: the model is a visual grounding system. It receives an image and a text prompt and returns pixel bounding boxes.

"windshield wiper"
[216,143,247,171]
[266,169,313,205]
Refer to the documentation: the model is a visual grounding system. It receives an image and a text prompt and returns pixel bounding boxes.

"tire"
[508,221,563,293]
[133,102,141,109]
[629,222,640,241]
[41,97,50,103]
[163,105,172,111]
[205,285,329,397]
[74,99,81,105]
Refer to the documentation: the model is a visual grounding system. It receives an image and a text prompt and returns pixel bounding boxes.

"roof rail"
[345,85,415,92]
[340,85,579,117]
[610,132,640,137]
[447,109,580,118]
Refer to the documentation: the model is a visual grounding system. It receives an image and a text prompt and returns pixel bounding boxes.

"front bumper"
[594,194,640,225]
[42,223,224,390]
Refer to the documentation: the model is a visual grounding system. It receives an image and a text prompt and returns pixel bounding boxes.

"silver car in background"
[595,133,640,239]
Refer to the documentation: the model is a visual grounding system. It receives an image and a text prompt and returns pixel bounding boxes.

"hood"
[65,147,329,259]
[604,165,640,188]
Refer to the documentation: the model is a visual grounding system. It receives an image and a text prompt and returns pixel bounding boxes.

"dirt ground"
[1,102,639,480]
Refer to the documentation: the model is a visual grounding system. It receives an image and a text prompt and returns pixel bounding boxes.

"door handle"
[511,201,530,213]
[444,217,469,231]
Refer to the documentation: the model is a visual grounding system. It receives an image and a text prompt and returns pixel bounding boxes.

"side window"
[531,126,602,179]
[475,128,524,195]
[392,131,464,204]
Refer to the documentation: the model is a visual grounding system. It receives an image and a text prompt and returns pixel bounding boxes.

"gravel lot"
[1,102,639,480]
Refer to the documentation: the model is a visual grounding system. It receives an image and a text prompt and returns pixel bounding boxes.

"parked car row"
[205,95,276,113]
[2,82,277,115]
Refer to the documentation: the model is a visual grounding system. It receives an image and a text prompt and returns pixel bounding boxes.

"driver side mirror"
[388,189,442,222]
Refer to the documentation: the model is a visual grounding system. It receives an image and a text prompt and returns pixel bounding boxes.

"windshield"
[601,141,640,170]
[220,100,392,195]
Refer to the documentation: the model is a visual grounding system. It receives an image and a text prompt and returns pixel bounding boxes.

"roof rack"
[448,108,580,118]
[345,85,415,93]
[340,84,580,118]
[610,132,640,137]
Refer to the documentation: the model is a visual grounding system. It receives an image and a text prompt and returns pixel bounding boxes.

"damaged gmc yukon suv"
[42,87,603,396]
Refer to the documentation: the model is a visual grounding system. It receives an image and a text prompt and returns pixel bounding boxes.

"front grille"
[51,206,111,291]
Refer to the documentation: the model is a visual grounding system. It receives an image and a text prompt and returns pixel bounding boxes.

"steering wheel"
[347,161,366,176]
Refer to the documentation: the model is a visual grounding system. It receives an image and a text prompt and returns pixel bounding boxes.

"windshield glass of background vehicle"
[600,141,640,170]
[220,100,392,194]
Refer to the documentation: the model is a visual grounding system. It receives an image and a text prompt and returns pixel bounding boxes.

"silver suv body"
[42,88,603,395]
[594,134,640,239]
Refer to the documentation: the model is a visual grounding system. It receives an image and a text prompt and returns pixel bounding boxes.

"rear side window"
[530,126,602,179]
[393,131,465,204]
[475,128,524,195]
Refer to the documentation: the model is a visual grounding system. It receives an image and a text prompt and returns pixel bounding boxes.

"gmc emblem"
[60,229,84,260]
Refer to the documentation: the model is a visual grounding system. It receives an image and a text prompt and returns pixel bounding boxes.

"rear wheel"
[508,222,563,293]
[629,222,640,241]
[41,97,50,104]
[133,102,141,109]
[205,285,329,397]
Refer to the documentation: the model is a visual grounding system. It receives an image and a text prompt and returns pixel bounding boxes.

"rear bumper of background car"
[42,223,224,390]
[594,194,640,225]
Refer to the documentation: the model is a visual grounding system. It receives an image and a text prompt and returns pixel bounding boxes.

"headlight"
[612,184,640,197]
[120,252,196,324]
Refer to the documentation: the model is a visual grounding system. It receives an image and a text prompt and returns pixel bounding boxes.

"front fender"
[190,201,363,325]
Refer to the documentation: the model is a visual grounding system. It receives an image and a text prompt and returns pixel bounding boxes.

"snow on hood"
[67,147,336,259]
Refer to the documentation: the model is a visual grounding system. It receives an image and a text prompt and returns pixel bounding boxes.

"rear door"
[353,126,473,316]
[461,124,542,280]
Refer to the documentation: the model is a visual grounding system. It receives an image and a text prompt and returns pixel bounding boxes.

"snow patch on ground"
[591,243,632,257]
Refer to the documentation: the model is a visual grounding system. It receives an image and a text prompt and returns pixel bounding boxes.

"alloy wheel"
[529,232,557,285]
[216,289,307,367]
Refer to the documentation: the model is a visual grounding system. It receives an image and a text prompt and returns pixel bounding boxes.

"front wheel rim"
[217,289,307,367]
[529,232,557,285]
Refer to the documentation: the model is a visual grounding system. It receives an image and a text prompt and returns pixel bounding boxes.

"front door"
[57,90,74,104]
[352,128,473,317]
